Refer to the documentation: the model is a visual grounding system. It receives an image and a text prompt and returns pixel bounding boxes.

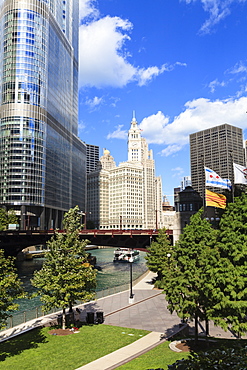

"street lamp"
[129,256,134,303]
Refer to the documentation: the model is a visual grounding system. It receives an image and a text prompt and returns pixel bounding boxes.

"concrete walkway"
[0,270,245,370]
[75,271,174,370]
[76,331,163,370]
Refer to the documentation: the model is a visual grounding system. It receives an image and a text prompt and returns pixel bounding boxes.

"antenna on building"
[132,110,137,122]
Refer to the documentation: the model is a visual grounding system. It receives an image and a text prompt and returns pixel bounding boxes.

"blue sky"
[78,0,247,204]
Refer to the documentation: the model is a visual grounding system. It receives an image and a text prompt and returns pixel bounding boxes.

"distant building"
[190,123,245,198]
[162,195,174,211]
[175,186,203,231]
[87,115,163,229]
[86,144,100,174]
[181,176,191,190]
[174,187,181,206]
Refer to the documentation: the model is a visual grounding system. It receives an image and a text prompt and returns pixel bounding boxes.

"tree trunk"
[62,308,66,330]
[205,317,209,336]
[195,311,198,344]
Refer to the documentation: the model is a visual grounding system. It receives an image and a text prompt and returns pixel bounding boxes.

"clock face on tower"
[131,142,138,147]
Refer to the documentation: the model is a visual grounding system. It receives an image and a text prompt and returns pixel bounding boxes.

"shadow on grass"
[0,327,47,361]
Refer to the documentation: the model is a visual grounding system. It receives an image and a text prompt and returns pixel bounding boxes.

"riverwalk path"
[0,271,245,369]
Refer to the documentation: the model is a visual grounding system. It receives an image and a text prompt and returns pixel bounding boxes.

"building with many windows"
[190,124,245,198]
[87,115,163,229]
[86,144,99,174]
[0,0,86,229]
[180,176,191,191]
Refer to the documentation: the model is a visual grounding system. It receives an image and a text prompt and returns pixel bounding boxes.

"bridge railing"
[1,269,149,332]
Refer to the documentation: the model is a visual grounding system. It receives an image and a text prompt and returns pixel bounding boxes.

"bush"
[168,346,247,369]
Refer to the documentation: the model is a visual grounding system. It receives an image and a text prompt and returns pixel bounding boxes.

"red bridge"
[0,229,173,256]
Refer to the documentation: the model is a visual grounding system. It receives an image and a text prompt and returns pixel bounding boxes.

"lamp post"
[129,256,134,303]
[83,211,91,230]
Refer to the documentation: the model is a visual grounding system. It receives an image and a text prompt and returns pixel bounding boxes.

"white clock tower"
[128,112,142,162]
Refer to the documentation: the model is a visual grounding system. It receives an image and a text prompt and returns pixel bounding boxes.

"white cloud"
[182,0,247,34]
[78,120,86,134]
[171,167,184,177]
[228,61,247,74]
[137,63,187,87]
[139,111,170,144]
[137,65,168,87]
[79,0,99,21]
[139,97,247,155]
[208,78,226,93]
[85,96,104,109]
[79,16,135,88]
[107,125,127,140]
[161,145,184,157]
[78,11,185,89]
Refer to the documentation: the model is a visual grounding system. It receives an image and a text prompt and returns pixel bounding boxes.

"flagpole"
[201,155,206,217]
[230,151,234,203]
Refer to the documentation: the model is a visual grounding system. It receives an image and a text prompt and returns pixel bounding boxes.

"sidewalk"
[75,331,163,370]
[75,271,172,370]
[0,270,245,370]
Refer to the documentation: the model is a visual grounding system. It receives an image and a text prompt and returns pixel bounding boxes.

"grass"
[0,325,149,370]
[1,325,243,370]
[117,337,247,370]
[117,340,189,370]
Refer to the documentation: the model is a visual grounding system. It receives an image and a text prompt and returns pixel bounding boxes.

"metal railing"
[1,269,149,331]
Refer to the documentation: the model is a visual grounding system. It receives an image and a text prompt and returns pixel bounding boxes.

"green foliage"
[147,197,247,338]
[0,249,24,328]
[145,228,172,283]
[31,206,97,328]
[0,208,18,231]
[161,210,218,324]
[209,192,247,335]
[168,345,247,369]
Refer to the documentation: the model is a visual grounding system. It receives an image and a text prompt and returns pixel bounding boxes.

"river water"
[15,247,148,313]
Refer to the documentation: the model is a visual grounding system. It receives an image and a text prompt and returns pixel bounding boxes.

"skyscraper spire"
[132,110,137,123]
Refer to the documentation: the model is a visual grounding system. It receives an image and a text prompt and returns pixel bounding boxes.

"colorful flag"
[205,167,232,190]
[233,163,247,185]
[205,189,226,209]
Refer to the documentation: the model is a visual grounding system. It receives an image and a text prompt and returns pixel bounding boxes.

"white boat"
[113,248,140,262]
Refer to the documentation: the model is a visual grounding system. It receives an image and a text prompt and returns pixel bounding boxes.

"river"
[15,247,148,313]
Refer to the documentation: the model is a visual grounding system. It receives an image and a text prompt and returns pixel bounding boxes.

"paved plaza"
[0,271,245,370]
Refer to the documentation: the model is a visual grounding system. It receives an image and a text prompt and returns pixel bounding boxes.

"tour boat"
[113,248,140,262]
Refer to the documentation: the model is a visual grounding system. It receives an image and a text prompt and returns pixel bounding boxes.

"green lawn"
[117,337,247,370]
[117,340,188,370]
[0,325,149,370]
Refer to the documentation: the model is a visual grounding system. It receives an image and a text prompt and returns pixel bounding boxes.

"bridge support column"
[40,208,46,230]
[20,205,26,230]
[48,208,52,229]
[54,209,59,229]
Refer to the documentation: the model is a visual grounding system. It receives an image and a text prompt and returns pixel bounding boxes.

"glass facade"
[0,0,86,229]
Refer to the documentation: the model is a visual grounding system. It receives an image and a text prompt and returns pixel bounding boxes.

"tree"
[208,192,247,336]
[0,208,18,231]
[159,209,218,342]
[31,206,97,329]
[145,228,172,284]
[0,249,24,328]
[168,345,247,369]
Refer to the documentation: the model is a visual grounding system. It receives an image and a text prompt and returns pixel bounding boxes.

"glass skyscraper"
[0,0,86,229]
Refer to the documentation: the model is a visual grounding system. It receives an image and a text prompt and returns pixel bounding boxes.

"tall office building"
[180,176,191,191]
[190,124,245,197]
[87,115,163,229]
[86,144,99,174]
[0,0,86,229]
